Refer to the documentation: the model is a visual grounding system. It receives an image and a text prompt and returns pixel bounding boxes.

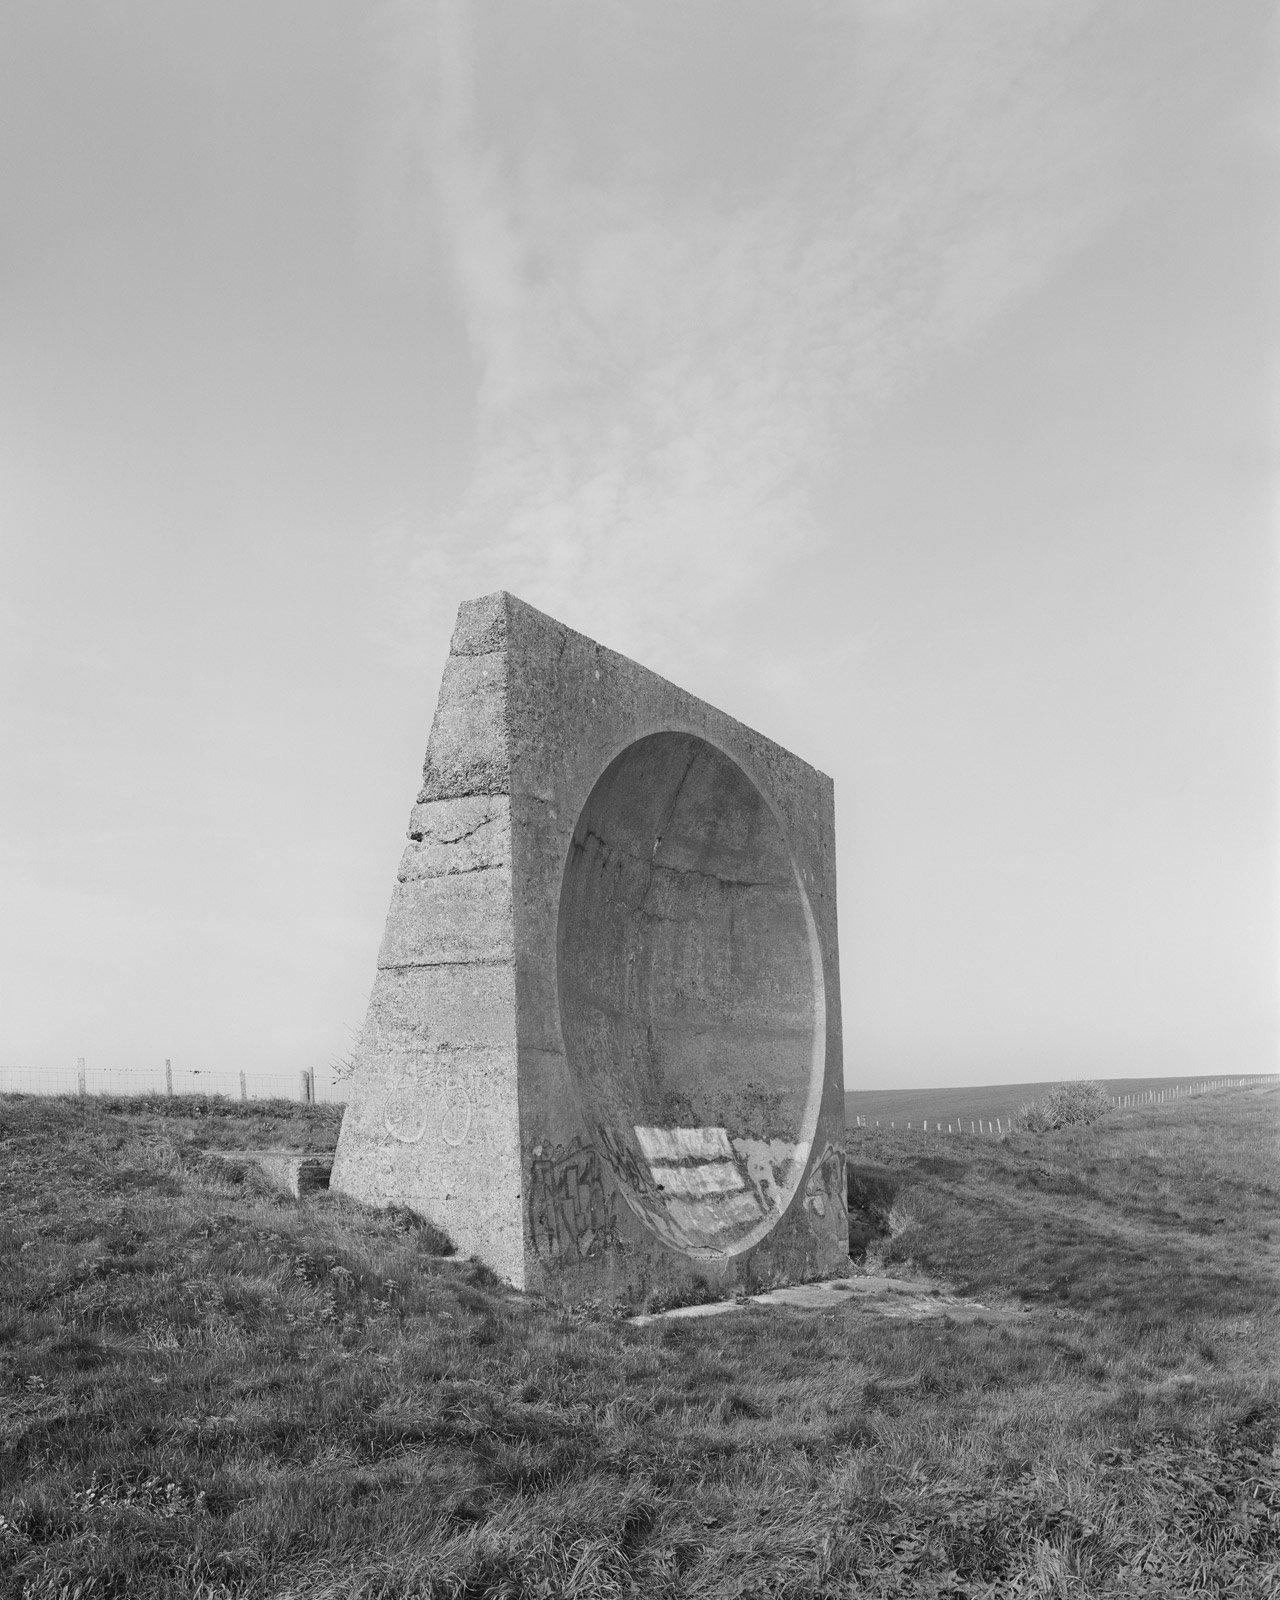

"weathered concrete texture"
[330,592,847,1302]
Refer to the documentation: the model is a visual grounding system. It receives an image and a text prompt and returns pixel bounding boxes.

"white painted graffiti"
[383,1069,430,1145]
[440,1078,473,1147]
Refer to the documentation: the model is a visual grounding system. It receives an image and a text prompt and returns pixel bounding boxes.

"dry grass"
[1,1085,1276,1598]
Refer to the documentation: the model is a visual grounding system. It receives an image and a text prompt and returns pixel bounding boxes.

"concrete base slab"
[201,1148,333,1200]
[629,1273,1021,1326]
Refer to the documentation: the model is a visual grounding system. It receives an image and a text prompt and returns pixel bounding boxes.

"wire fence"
[0,1060,346,1105]
[848,1074,1279,1137]
[3,1065,1274,1124]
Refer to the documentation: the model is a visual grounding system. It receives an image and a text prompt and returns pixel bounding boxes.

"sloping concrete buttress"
[330,593,847,1303]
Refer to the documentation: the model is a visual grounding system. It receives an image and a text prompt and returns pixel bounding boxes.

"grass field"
[1,1084,1277,1598]
[844,1075,1275,1131]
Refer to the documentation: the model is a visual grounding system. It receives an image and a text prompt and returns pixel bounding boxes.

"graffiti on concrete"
[382,1064,472,1148]
[439,1078,473,1147]
[594,1124,687,1249]
[596,1122,657,1200]
[383,1068,430,1145]
[573,1121,823,1254]
[595,1122,738,1251]
[804,1142,846,1221]
[636,1123,764,1242]
[528,1138,618,1265]
[731,1134,800,1215]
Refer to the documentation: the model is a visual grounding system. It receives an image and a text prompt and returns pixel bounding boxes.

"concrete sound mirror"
[331,592,847,1303]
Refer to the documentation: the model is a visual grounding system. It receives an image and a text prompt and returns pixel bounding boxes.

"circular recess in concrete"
[556,732,825,1258]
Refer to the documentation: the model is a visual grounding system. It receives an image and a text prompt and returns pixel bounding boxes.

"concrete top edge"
[454,590,834,790]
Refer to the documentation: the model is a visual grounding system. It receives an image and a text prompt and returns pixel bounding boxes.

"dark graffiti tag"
[594,1123,688,1250]
[804,1142,847,1222]
[528,1138,618,1265]
[595,1122,658,1200]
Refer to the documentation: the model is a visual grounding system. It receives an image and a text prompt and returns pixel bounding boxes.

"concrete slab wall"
[329,598,526,1285]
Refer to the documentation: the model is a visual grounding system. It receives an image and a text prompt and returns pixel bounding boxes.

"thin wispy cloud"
[368,2,1153,673]
[2,3,1269,1085]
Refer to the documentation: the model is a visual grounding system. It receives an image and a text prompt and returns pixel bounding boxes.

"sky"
[2,1,1276,1095]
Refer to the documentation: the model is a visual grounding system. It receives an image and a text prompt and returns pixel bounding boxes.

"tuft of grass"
[1018,1079,1113,1133]
[1,1084,1277,1597]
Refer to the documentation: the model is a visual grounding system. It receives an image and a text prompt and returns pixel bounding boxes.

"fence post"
[239,1069,247,1102]
[300,1069,314,1105]
[77,1056,85,1097]
[165,1058,173,1097]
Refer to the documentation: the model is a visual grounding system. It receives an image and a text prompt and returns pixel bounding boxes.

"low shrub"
[1019,1079,1112,1133]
